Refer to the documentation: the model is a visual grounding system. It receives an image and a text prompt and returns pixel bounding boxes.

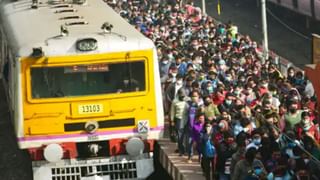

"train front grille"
[51,161,138,180]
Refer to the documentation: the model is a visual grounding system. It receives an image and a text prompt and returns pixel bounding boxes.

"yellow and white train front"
[15,47,164,180]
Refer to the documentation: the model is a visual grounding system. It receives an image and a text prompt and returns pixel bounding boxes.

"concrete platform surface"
[156,139,206,180]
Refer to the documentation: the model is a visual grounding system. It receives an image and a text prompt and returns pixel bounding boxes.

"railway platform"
[154,117,206,180]
[155,139,206,180]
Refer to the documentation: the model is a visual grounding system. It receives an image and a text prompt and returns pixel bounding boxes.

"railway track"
[0,78,32,180]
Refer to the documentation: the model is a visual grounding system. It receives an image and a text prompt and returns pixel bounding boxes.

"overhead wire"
[266,7,312,41]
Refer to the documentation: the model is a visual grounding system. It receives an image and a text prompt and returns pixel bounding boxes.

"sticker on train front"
[88,134,99,141]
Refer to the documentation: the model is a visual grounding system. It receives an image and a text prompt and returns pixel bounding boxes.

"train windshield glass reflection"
[30,61,146,99]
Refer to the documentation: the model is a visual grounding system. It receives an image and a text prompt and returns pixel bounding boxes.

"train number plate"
[78,104,103,114]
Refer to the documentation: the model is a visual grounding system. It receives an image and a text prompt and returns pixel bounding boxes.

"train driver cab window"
[30,61,146,99]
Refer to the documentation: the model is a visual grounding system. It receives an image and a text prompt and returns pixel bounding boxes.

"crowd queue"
[106,0,320,179]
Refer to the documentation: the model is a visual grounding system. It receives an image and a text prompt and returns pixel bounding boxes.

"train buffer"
[155,139,206,180]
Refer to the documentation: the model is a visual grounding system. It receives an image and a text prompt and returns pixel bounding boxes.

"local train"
[0,0,164,179]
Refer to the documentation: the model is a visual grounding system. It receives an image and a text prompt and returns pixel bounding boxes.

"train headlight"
[126,137,144,157]
[85,120,99,134]
[43,144,63,162]
[76,38,98,51]
[137,120,149,134]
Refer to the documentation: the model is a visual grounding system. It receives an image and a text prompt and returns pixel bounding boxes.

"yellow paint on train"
[21,49,158,136]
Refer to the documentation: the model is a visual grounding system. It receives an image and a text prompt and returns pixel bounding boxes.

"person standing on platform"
[186,90,203,163]
[170,88,189,155]
[201,122,216,180]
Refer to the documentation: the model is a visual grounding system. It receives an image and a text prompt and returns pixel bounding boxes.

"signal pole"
[261,0,269,63]
[202,0,206,15]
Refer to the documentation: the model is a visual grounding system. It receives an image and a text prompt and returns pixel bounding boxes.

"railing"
[268,50,303,76]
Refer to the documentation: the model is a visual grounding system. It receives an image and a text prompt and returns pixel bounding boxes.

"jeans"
[185,128,194,159]
[201,156,214,180]
[174,118,186,155]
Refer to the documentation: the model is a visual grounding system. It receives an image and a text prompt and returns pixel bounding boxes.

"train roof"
[0,0,154,57]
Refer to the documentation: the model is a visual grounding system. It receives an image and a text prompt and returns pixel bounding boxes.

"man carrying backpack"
[201,122,216,180]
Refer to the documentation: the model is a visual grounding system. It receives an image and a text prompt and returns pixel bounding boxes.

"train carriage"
[0,0,164,179]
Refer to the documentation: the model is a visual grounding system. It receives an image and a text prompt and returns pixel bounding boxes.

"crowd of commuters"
[106,0,320,179]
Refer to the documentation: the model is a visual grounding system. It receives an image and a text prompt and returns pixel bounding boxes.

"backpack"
[204,138,215,158]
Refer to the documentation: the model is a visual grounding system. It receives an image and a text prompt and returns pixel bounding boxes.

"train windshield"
[30,61,146,99]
